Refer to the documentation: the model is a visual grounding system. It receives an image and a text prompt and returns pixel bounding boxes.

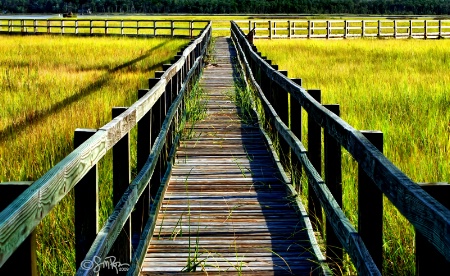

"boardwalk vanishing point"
[140,37,323,275]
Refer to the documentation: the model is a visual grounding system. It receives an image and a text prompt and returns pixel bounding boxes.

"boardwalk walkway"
[141,37,320,275]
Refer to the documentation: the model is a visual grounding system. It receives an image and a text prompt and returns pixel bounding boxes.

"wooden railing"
[0,22,211,275]
[235,19,450,39]
[231,21,450,275]
[0,18,209,37]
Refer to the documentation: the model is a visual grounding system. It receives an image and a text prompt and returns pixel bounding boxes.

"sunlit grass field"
[0,34,188,274]
[254,38,450,275]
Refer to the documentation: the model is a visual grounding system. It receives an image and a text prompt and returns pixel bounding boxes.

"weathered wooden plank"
[231,21,450,264]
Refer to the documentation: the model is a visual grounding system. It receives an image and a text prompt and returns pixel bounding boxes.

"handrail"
[0,18,210,37]
[77,27,211,275]
[0,21,211,270]
[231,20,450,273]
[234,19,450,39]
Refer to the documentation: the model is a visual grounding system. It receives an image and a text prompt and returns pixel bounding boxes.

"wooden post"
[378,20,381,37]
[47,20,50,34]
[359,131,383,271]
[21,19,24,32]
[153,20,156,36]
[288,20,291,38]
[344,20,348,39]
[90,20,93,35]
[249,20,251,33]
[121,20,124,35]
[324,104,342,274]
[108,107,132,268]
[269,20,272,39]
[75,21,78,34]
[74,129,98,270]
[424,20,428,39]
[409,20,413,38]
[278,70,290,168]
[416,182,450,275]
[171,20,174,37]
[394,20,397,39]
[307,89,322,231]
[311,21,314,36]
[61,20,64,34]
[0,182,37,276]
[362,20,365,37]
[293,22,296,36]
[33,19,37,33]
[273,21,277,36]
[326,20,330,39]
[439,20,442,38]
[105,20,108,35]
[190,21,193,38]
[291,79,302,192]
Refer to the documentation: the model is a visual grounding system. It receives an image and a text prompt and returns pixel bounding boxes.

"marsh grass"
[0,34,188,274]
[254,38,450,275]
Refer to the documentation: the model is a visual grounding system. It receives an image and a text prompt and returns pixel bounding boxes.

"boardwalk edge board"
[231,22,381,275]
[0,23,211,269]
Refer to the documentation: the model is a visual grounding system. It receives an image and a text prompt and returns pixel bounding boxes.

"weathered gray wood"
[359,131,383,271]
[74,129,99,270]
[307,89,323,231]
[76,26,212,276]
[108,107,132,271]
[324,104,342,274]
[231,23,380,275]
[416,182,450,275]
[231,21,450,262]
[0,22,211,271]
[0,182,37,276]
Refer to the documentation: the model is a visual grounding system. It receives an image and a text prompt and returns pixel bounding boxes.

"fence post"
[359,130,383,271]
[307,89,322,231]
[378,20,381,37]
[326,20,330,39]
[288,20,291,38]
[171,20,174,37]
[424,20,428,39]
[277,70,290,168]
[439,20,442,38]
[105,20,108,35]
[416,182,450,275]
[33,19,37,33]
[291,79,302,192]
[269,20,272,39]
[90,20,93,35]
[362,20,365,37]
[344,20,348,39]
[47,20,50,33]
[409,19,413,38]
[190,21,193,38]
[74,129,98,270]
[61,20,64,34]
[108,107,132,267]
[324,104,342,274]
[0,182,37,276]
[394,20,397,39]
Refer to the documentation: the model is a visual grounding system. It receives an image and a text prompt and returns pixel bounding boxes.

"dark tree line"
[2,0,450,15]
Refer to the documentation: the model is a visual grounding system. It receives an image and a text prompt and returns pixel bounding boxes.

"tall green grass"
[0,34,188,274]
[254,38,450,275]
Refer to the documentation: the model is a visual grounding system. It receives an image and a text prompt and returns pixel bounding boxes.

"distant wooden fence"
[235,19,450,39]
[231,21,450,275]
[0,18,209,37]
[0,22,211,275]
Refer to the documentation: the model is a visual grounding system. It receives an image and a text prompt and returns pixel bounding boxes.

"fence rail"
[0,18,209,37]
[235,19,450,39]
[0,22,211,275]
[231,21,450,275]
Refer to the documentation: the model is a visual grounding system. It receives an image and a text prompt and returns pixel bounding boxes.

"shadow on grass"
[0,40,173,142]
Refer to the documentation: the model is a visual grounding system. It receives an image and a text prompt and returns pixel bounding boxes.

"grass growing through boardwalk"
[254,38,450,275]
[0,34,188,274]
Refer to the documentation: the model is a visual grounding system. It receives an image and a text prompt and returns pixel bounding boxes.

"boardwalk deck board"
[140,37,320,275]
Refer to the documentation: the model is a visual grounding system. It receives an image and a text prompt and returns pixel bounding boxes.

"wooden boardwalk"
[141,37,320,275]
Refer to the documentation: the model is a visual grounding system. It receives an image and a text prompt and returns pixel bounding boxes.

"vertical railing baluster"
[324,104,342,274]
[359,130,383,271]
[290,78,302,192]
[74,129,98,269]
[307,89,322,231]
[0,182,37,276]
[109,107,132,266]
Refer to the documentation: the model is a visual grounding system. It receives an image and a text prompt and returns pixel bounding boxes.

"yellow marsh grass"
[255,38,449,275]
[0,35,188,274]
